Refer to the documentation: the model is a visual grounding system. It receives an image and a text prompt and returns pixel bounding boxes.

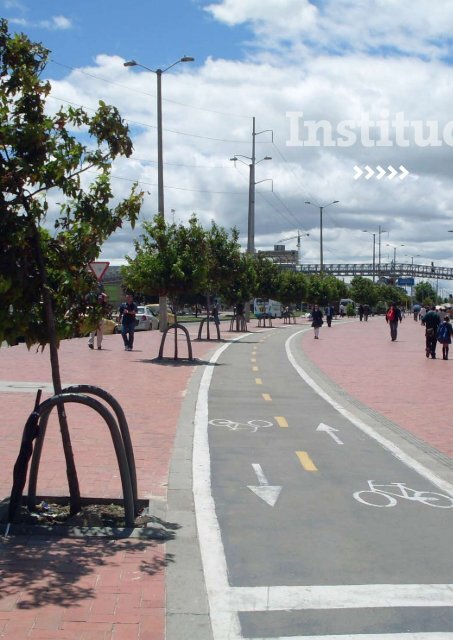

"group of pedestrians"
[311,300,453,361]
[385,301,453,359]
[421,305,453,359]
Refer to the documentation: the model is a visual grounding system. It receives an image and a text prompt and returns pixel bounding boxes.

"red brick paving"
[301,314,453,458]
[0,325,222,640]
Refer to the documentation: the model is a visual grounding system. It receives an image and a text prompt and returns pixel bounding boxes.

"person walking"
[385,301,402,341]
[311,304,324,339]
[325,303,334,327]
[422,305,441,359]
[88,291,108,350]
[363,304,370,321]
[358,304,364,321]
[437,315,453,360]
[118,293,138,351]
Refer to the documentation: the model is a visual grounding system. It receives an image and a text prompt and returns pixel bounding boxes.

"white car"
[114,306,159,333]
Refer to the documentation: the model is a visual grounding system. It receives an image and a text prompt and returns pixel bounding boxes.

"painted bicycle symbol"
[353,480,453,508]
[208,418,273,433]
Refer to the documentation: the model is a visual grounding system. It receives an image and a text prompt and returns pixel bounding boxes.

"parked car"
[144,304,176,325]
[114,306,159,333]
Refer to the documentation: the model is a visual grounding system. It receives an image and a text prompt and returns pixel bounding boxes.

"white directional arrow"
[387,165,397,179]
[376,165,386,180]
[399,164,409,179]
[248,463,282,507]
[353,165,363,180]
[316,422,344,445]
[364,165,375,180]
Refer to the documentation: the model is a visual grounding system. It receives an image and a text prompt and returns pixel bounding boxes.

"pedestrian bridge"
[299,262,453,281]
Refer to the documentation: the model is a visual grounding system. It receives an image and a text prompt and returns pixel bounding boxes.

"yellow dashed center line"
[252,366,259,372]
[255,378,263,385]
[262,393,272,402]
[275,416,288,428]
[296,451,318,471]
[251,358,257,363]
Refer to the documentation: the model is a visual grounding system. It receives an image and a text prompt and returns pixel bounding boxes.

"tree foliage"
[277,270,308,306]
[122,214,243,311]
[0,19,143,347]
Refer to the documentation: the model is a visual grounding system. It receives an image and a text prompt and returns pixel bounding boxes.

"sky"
[3,0,453,294]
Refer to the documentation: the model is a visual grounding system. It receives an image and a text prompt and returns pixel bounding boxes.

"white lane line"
[285,330,453,497]
[252,635,453,640]
[228,583,453,611]
[193,334,248,640]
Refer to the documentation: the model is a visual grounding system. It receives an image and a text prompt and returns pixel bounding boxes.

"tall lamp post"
[377,225,388,279]
[362,230,376,282]
[304,200,339,273]
[386,243,405,282]
[124,56,194,330]
[231,117,272,255]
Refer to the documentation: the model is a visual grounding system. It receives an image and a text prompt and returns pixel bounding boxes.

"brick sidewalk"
[301,314,453,458]
[0,324,229,640]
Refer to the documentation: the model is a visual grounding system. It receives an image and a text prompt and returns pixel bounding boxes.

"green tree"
[123,214,208,314]
[278,270,308,307]
[218,252,256,308]
[350,276,379,307]
[0,20,143,513]
[414,281,437,306]
[253,255,281,300]
[306,274,347,305]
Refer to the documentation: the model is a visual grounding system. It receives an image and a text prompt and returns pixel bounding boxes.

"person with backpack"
[437,315,453,360]
[422,305,441,359]
[385,302,402,341]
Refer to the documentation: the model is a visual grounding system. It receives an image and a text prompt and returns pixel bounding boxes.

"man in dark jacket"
[422,305,441,359]
[386,302,403,341]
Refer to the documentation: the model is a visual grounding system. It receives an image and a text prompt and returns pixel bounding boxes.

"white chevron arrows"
[353,164,409,180]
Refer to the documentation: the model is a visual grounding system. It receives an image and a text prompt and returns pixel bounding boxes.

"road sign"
[88,261,110,281]
[397,277,414,286]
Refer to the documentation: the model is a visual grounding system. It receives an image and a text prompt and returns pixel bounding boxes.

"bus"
[253,298,283,319]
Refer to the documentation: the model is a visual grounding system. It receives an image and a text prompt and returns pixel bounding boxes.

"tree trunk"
[31,222,81,514]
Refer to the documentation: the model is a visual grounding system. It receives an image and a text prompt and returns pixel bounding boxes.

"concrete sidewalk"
[0,314,452,639]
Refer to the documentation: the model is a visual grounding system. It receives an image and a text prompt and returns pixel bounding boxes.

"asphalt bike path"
[192,324,453,640]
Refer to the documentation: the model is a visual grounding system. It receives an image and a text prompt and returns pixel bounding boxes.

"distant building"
[257,245,298,270]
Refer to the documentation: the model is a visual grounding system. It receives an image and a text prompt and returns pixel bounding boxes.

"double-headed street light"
[230,154,272,254]
[362,230,376,282]
[386,243,405,280]
[124,56,194,330]
[124,56,194,220]
[304,200,339,273]
[230,117,272,255]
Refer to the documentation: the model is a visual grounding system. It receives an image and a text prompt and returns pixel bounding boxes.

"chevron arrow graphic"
[376,165,386,180]
[365,165,375,180]
[353,165,363,180]
[399,165,409,180]
[387,165,397,179]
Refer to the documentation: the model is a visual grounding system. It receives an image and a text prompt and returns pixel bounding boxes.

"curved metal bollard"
[27,392,136,527]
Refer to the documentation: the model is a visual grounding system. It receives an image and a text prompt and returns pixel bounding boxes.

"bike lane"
[196,324,453,640]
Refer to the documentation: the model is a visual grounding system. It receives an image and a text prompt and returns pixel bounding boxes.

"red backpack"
[386,307,395,321]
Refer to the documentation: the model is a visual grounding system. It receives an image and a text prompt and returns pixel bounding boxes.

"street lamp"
[124,56,194,330]
[230,117,272,254]
[386,243,405,282]
[304,200,339,273]
[377,225,388,278]
[363,230,376,282]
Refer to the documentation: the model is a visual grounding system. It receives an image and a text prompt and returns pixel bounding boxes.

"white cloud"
[205,0,453,60]
[7,14,72,30]
[40,2,453,292]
